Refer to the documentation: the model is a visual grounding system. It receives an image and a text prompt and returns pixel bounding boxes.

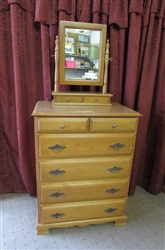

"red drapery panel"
[0,0,51,196]
[0,0,165,196]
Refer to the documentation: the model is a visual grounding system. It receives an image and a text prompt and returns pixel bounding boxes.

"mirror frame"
[59,21,107,86]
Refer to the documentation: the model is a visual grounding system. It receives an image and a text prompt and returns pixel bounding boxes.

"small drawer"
[40,198,126,224]
[90,118,138,132]
[84,96,109,103]
[39,179,129,204]
[55,95,82,103]
[38,133,135,158]
[39,156,132,182]
[37,118,89,133]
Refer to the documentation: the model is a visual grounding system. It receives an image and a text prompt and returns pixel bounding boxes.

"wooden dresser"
[32,101,140,235]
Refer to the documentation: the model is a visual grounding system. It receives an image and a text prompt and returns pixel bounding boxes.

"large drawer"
[39,156,132,182]
[37,117,89,133]
[90,118,138,132]
[39,179,129,204]
[40,198,126,224]
[38,133,135,158]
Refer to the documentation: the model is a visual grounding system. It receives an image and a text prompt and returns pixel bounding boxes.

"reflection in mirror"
[59,21,107,87]
[65,28,101,81]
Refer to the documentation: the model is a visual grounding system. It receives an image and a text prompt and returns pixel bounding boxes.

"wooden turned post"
[54,35,59,92]
[102,40,110,94]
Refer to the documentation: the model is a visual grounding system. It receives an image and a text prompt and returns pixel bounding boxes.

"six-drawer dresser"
[32,101,140,234]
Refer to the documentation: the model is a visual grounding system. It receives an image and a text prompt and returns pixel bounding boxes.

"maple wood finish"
[52,92,113,106]
[58,21,107,87]
[53,21,112,104]
[32,101,140,234]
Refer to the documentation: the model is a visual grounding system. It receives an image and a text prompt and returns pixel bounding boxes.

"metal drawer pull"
[95,99,98,102]
[107,166,123,173]
[67,98,71,101]
[49,168,66,176]
[112,124,117,128]
[104,207,117,214]
[49,191,65,199]
[60,124,65,129]
[106,188,120,194]
[48,143,66,152]
[110,142,125,151]
[50,212,65,219]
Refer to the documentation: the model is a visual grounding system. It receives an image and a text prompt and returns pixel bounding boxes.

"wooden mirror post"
[102,40,110,94]
[54,36,59,93]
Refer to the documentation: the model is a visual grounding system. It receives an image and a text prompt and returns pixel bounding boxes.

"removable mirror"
[52,21,112,105]
[59,21,107,86]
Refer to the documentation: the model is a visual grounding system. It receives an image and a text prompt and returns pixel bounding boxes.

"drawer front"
[90,118,138,132]
[40,199,126,224]
[55,95,82,103]
[39,156,132,182]
[38,133,135,158]
[39,179,129,204]
[84,96,109,103]
[37,118,89,133]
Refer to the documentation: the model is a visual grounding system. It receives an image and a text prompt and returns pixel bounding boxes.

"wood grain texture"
[33,101,140,234]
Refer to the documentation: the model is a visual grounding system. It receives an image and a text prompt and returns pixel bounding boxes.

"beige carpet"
[1,186,164,250]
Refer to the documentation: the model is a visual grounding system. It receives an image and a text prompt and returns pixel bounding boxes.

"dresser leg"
[36,225,50,235]
[114,216,127,227]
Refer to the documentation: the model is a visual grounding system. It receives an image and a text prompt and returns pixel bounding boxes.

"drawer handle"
[107,166,123,174]
[106,188,120,194]
[60,124,65,129]
[49,168,66,176]
[48,143,66,152]
[110,142,125,151]
[112,124,117,128]
[49,191,65,199]
[67,98,71,101]
[50,212,65,219]
[104,207,117,214]
[95,99,98,102]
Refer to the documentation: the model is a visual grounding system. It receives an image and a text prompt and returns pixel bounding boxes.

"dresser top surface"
[32,101,141,117]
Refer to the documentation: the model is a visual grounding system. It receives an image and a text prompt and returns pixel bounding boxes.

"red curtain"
[0,0,164,196]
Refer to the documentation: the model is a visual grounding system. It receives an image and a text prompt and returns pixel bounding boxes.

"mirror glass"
[59,21,107,86]
[65,29,100,80]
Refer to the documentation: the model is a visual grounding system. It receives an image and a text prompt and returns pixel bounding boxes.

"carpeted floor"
[0,186,164,250]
